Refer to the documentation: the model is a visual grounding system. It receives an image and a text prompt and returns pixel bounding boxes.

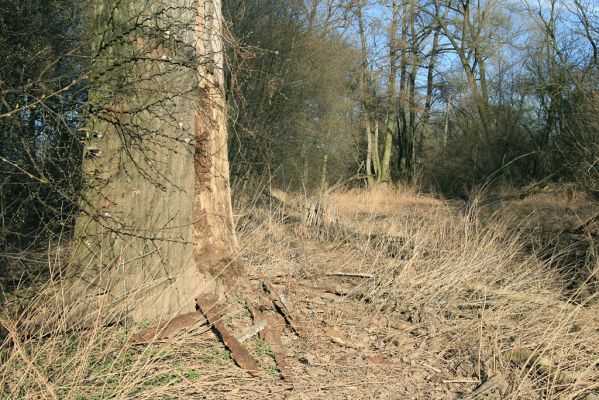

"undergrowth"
[1,186,597,399]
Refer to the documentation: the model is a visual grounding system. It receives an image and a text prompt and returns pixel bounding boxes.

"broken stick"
[257,310,293,381]
[326,272,374,279]
[260,278,306,337]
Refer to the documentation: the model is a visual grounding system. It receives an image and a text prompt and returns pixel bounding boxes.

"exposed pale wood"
[363,355,397,366]
[193,0,241,290]
[323,327,359,349]
[237,319,267,343]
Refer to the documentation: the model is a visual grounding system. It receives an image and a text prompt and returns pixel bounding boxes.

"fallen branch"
[260,278,306,337]
[256,310,293,381]
[326,272,374,279]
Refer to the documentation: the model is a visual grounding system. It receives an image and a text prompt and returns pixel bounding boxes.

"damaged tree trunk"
[193,0,242,298]
[62,0,294,379]
[64,0,239,327]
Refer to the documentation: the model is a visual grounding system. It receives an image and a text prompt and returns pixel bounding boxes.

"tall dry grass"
[0,246,250,399]
[239,185,599,398]
[321,187,599,399]
[1,185,598,399]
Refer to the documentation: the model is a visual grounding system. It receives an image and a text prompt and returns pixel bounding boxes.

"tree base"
[130,271,301,381]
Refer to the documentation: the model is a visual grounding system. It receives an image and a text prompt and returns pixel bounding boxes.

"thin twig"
[326,272,374,279]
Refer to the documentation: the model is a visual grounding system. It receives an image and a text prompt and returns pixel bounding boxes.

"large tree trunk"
[65,0,236,327]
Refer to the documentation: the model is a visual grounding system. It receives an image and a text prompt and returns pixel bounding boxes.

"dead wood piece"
[196,294,262,377]
[469,374,507,398]
[326,272,374,279]
[261,279,306,337]
[237,319,268,343]
[323,327,358,349]
[363,355,397,366]
[278,291,294,315]
[130,312,207,343]
[257,310,293,381]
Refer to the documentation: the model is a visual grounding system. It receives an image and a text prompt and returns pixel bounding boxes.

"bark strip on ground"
[196,294,261,376]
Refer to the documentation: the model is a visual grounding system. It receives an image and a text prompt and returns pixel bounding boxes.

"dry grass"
[323,185,444,216]
[1,186,598,399]
[323,187,599,399]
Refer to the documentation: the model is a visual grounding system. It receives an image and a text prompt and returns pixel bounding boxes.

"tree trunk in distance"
[373,119,381,180]
[380,0,399,183]
[366,118,374,187]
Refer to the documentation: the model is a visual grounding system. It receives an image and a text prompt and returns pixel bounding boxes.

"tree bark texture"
[67,0,236,326]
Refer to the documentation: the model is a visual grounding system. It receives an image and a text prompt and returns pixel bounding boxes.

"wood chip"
[364,355,397,365]
[237,319,268,343]
[323,328,358,349]
[196,294,262,377]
